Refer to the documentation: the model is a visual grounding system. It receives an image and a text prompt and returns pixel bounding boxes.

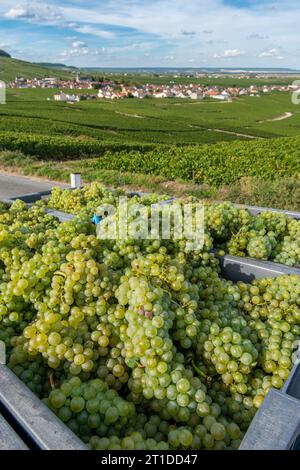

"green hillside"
[36,62,78,71]
[0,56,74,82]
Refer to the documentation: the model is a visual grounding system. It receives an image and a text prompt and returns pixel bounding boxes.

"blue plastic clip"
[91,214,102,225]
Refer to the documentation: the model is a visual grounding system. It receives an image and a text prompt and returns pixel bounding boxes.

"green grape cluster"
[246,235,274,260]
[8,337,55,396]
[273,219,300,267]
[209,206,300,267]
[89,431,169,450]
[195,274,300,403]
[46,183,122,215]
[202,323,259,392]
[46,183,170,216]
[47,377,135,443]
[204,202,251,242]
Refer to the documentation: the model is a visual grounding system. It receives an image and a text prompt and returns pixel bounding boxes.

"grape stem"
[54,270,66,278]
[48,372,56,390]
[191,360,208,379]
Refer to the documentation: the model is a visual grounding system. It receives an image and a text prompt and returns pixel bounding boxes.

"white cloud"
[60,46,89,59]
[60,40,90,60]
[72,41,87,49]
[72,24,116,40]
[224,49,245,57]
[259,48,282,58]
[5,6,33,19]
[60,41,153,62]
[214,49,245,59]
[5,2,63,22]
[106,43,153,54]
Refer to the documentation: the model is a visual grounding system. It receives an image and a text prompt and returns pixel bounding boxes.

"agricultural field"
[88,71,300,88]
[1,88,300,146]
[0,129,299,186]
[0,87,300,211]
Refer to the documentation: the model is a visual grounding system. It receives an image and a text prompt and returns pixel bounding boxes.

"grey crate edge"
[0,365,87,450]
[44,208,75,222]
[217,253,300,283]
[239,389,300,450]
[9,190,52,204]
[282,362,300,400]
[0,413,28,450]
[234,203,300,220]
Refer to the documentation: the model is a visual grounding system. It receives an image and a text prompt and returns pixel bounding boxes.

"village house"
[189,92,204,100]
[42,78,59,87]
[53,92,80,103]
[212,94,231,101]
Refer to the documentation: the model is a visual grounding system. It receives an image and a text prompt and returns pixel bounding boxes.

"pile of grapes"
[203,201,300,268]
[1,190,300,450]
[45,185,300,268]
[46,183,169,215]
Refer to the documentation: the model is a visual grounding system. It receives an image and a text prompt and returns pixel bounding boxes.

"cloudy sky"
[0,0,299,68]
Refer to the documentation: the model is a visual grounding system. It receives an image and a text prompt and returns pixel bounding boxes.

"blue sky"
[0,0,299,68]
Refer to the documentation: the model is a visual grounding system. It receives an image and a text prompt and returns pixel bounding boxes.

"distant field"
[1,89,300,145]
[88,72,300,88]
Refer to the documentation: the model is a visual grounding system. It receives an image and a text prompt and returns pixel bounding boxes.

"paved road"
[0,173,68,199]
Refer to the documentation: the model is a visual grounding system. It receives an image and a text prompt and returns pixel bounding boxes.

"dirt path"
[189,124,263,140]
[115,111,144,119]
[259,112,293,123]
[173,101,231,106]
[209,128,263,139]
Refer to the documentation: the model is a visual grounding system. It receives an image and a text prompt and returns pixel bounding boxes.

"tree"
[0,50,11,58]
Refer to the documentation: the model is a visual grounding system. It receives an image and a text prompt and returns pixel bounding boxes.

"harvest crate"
[0,413,28,450]
[0,190,300,450]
